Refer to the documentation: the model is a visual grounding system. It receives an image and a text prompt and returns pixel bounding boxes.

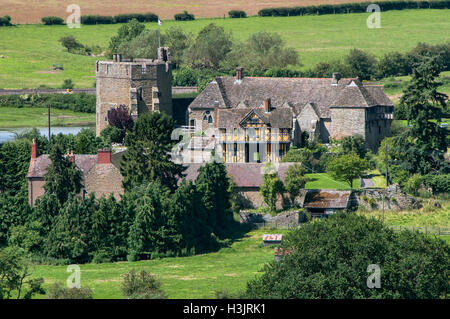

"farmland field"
[0,0,393,24]
[0,9,449,89]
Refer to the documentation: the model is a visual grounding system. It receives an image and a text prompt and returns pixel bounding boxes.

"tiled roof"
[189,76,393,118]
[217,107,293,129]
[303,190,351,209]
[183,162,295,188]
[27,154,98,178]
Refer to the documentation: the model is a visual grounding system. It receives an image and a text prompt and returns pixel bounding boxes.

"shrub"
[0,15,12,26]
[174,10,195,21]
[42,16,64,25]
[228,10,247,18]
[47,283,93,299]
[404,174,424,196]
[121,269,166,299]
[61,79,74,89]
[58,35,84,52]
[100,125,124,144]
[114,13,158,23]
[422,174,450,193]
[80,15,115,25]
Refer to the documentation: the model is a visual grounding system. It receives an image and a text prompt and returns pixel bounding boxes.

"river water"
[0,126,93,144]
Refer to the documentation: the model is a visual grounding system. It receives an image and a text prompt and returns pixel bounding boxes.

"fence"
[251,221,301,230]
[388,225,450,236]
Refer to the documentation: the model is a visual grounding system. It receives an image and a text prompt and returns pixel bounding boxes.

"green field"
[32,228,288,299]
[305,173,360,190]
[0,107,95,128]
[0,9,449,89]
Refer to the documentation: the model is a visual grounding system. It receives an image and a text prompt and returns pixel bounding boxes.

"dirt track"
[0,0,372,24]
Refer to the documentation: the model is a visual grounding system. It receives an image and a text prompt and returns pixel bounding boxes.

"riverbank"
[0,107,95,128]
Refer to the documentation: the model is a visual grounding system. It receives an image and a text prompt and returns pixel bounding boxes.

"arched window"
[203,111,213,124]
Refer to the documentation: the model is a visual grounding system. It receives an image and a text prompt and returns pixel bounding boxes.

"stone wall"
[329,107,366,140]
[95,59,172,136]
[354,184,421,211]
[234,187,291,210]
[28,178,45,206]
[239,210,301,226]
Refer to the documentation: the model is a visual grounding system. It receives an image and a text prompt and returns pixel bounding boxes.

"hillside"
[0,9,449,89]
[1,0,387,24]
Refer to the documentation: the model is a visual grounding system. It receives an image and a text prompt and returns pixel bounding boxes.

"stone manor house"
[28,49,394,207]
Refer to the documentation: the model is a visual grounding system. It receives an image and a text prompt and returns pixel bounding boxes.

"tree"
[127,181,181,259]
[245,213,450,299]
[0,247,45,299]
[284,164,309,206]
[164,27,191,67]
[226,31,299,72]
[61,79,74,89]
[117,29,159,60]
[120,111,185,192]
[109,19,145,54]
[185,23,232,69]
[195,162,232,236]
[43,144,83,205]
[74,128,102,154]
[121,269,165,299]
[107,104,134,140]
[345,48,377,81]
[340,135,366,158]
[58,35,84,52]
[327,153,368,188]
[260,164,285,212]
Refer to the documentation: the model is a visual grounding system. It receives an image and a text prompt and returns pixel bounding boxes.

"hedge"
[0,93,96,113]
[229,10,247,18]
[80,12,158,25]
[174,11,195,21]
[0,15,12,26]
[258,1,450,17]
[41,16,65,25]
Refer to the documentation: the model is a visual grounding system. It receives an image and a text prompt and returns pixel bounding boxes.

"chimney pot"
[31,138,38,159]
[97,148,112,164]
[264,98,271,112]
[236,67,243,81]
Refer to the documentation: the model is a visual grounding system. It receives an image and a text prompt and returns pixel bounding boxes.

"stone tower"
[95,47,172,136]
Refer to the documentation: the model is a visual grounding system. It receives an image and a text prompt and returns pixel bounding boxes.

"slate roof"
[217,107,293,129]
[189,76,393,119]
[27,154,98,178]
[303,190,351,209]
[183,162,295,188]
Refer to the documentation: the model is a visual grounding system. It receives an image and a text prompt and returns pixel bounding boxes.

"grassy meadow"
[0,9,449,88]
[0,107,95,128]
[32,228,289,299]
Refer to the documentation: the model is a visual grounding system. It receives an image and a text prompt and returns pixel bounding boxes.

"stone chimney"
[112,54,122,62]
[31,138,38,159]
[236,67,243,81]
[264,98,271,113]
[332,72,341,85]
[97,149,111,164]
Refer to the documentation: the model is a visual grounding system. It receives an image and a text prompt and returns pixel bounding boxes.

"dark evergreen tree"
[43,144,83,205]
[195,162,232,236]
[120,111,185,192]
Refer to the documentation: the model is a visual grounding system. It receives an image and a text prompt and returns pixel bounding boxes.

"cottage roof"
[183,163,294,188]
[303,190,351,209]
[189,76,393,118]
[27,154,98,178]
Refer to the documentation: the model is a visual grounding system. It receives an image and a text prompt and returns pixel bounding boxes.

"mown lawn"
[32,228,290,299]
[0,9,449,88]
[305,173,360,190]
[0,107,95,128]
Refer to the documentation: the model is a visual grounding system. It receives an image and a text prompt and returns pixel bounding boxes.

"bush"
[174,10,195,21]
[58,35,84,52]
[0,15,12,26]
[422,174,450,193]
[121,269,166,299]
[47,283,93,299]
[42,16,65,25]
[114,13,158,23]
[81,15,115,25]
[100,125,124,144]
[228,10,247,18]
[61,79,74,89]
